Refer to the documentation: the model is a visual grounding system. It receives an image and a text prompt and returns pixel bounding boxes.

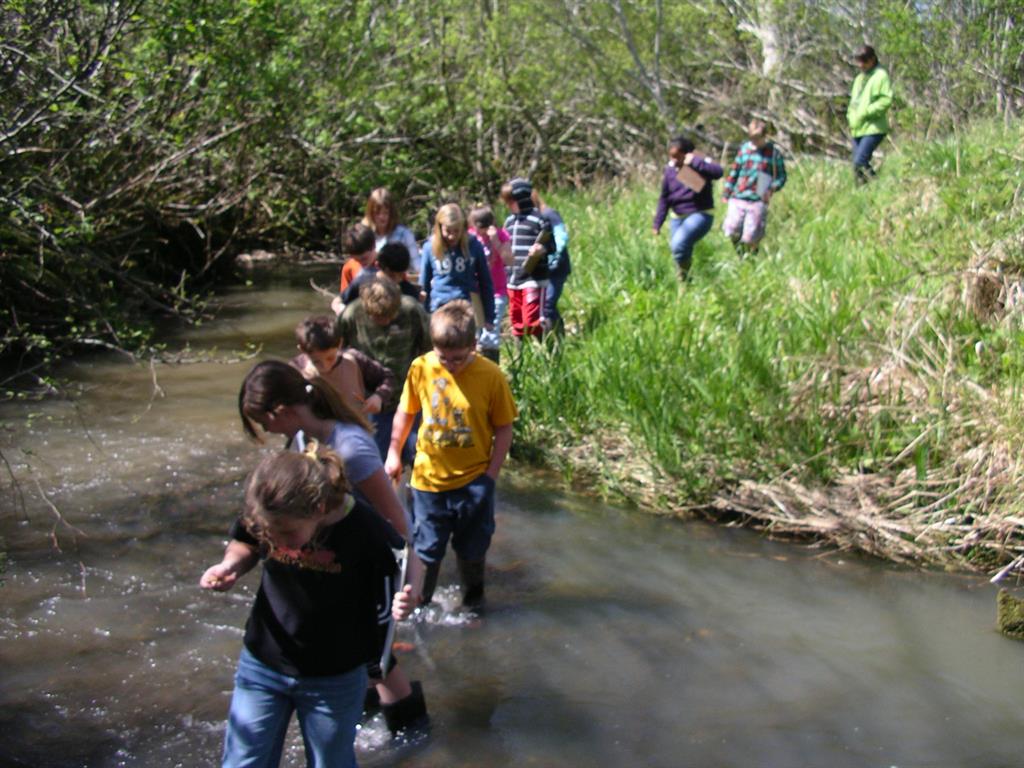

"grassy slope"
[509,122,1024,571]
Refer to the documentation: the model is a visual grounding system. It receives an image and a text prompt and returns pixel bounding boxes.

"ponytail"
[238,360,371,440]
[307,372,372,432]
[242,442,351,545]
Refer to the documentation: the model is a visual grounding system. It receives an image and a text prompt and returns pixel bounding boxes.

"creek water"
[1,267,1021,768]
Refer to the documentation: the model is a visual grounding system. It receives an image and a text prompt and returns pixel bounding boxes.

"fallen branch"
[309,278,337,300]
[0,447,27,521]
[33,477,87,549]
[136,356,166,419]
[991,554,1024,584]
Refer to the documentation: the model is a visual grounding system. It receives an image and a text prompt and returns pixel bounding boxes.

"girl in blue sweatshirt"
[420,203,496,336]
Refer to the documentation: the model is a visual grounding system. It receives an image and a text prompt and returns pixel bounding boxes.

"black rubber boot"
[480,347,499,364]
[457,557,486,608]
[420,560,441,605]
[381,680,429,735]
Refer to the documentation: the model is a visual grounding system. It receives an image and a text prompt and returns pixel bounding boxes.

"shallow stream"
[1,268,1021,767]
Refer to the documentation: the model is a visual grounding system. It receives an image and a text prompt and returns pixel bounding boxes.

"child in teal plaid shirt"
[721,119,787,254]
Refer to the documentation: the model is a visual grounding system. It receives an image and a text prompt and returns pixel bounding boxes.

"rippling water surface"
[1,268,1021,767]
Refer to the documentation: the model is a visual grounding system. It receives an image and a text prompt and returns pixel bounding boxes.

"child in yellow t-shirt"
[385,299,517,608]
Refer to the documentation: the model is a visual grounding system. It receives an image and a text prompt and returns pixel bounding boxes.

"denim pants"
[222,647,367,768]
[544,273,568,328]
[668,212,714,271]
[852,133,885,173]
[494,292,508,329]
[478,293,506,350]
[411,474,496,564]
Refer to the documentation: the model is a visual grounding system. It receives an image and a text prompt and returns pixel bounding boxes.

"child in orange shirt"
[339,223,377,294]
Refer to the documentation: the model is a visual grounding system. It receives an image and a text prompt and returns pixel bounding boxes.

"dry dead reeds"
[709,446,1024,572]
[559,421,1024,575]
[707,236,1024,576]
[583,234,1024,577]
[963,233,1024,325]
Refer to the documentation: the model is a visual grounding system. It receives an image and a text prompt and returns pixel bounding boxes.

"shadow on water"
[1,267,1023,767]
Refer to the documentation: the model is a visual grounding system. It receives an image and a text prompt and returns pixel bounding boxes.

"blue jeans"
[852,133,885,176]
[223,647,367,768]
[544,272,568,329]
[494,292,508,329]
[668,212,714,272]
[411,474,496,564]
[478,294,506,350]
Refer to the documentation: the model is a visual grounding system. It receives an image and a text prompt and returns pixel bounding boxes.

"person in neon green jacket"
[847,45,893,184]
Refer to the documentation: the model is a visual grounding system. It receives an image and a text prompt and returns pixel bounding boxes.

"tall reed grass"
[509,121,1024,570]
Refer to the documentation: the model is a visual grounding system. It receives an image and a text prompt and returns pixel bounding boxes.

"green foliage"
[510,122,1024,510]
[1,0,1021,378]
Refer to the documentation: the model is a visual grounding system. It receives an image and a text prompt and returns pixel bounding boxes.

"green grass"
[509,121,1024,531]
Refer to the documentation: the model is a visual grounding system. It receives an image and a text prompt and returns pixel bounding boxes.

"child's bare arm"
[354,468,410,540]
[200,540,259,592]
[485,423,514,480]
[384,409,416,481]
[491,227,514,266]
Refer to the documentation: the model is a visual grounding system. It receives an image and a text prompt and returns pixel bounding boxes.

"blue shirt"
[295,423,381,508]
[419,236,495,324]
[541,208,571,278]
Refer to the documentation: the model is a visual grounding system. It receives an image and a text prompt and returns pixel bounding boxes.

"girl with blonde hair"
[419,202,495,338]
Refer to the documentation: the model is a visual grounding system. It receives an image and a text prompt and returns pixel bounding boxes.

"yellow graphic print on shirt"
[425,376,475,448]
[269,546,342,574]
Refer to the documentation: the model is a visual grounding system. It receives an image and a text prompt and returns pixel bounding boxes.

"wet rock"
[235,249,277,267]
[996,589,1024,640]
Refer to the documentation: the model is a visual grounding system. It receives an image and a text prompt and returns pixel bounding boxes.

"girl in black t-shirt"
[201,443,414,768]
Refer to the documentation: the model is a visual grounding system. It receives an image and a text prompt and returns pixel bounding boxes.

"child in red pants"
[501,178,555,339]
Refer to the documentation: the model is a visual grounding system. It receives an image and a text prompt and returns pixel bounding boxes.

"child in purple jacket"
[652,136,723,282]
